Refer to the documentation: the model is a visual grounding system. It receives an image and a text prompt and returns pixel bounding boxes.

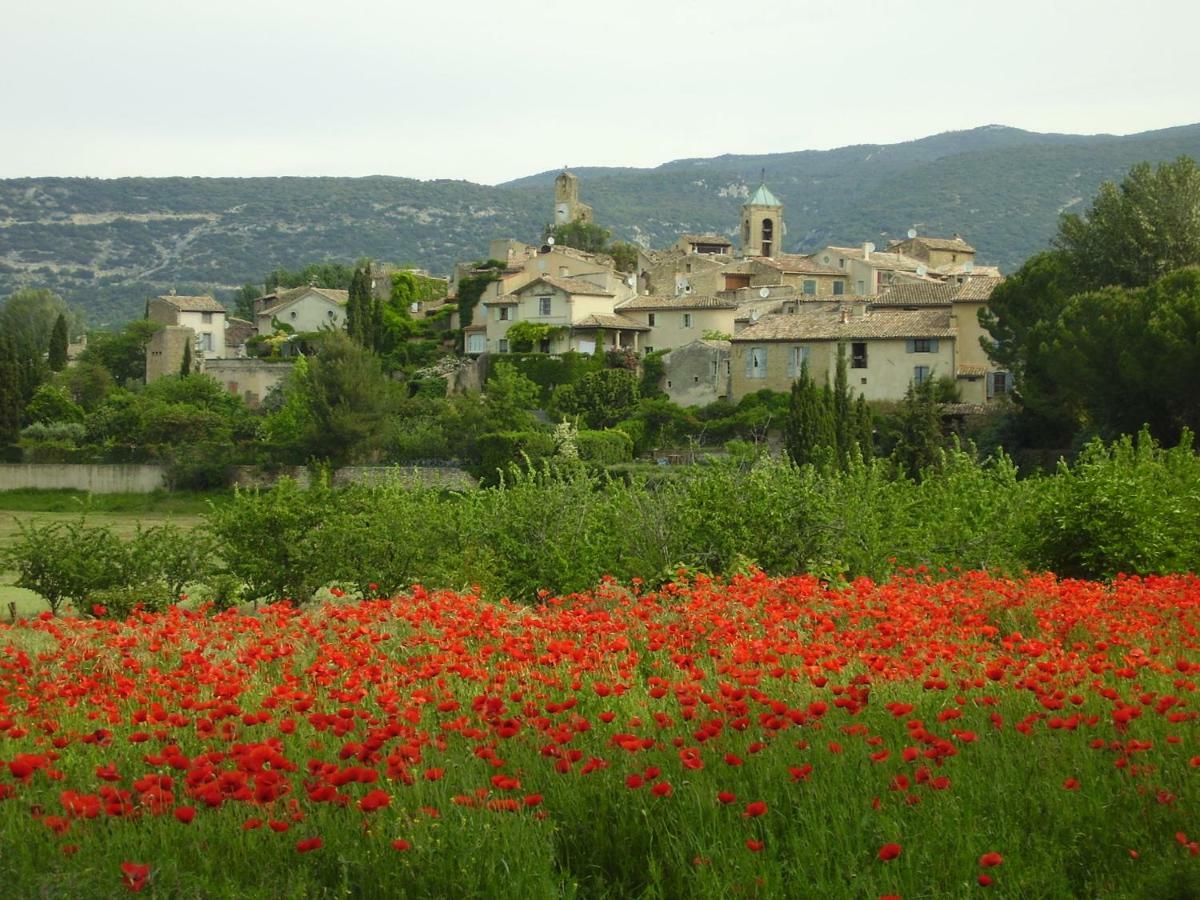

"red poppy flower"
[296,837,323,853]
[743,801,768,818]
[392,839,411,851]
[978,852,1003,868]
[173,806,196,824]
[717,791,737,804]
[878,843,902,861]
[745,839,764,852]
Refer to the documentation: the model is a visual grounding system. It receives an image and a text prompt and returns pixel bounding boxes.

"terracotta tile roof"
[752,254,846,277]
[732,304,954,342]
[906,235,976,253]
[933,262,1002,277]
[950,275,1003,301]
[956,364,990,377]
[873,282,961,305]
[680,233,733,246]
[515,275,614,297]
[463,324,486,333]
[617,294,739,311]
[874,275,1003,305]
[822,247,927,271]
[257,286,350,317]
[157,294,226,313]
[225,317,255,346]
[941,402,989,415]
[573,313,650,331]
[482,294,520,306]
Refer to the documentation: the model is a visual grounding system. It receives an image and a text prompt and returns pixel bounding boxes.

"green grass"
[0,493,212,616]
[0,488,227,516]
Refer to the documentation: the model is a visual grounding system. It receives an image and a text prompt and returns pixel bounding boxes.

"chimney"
[862,242,871,261]
[839,307,850,325]
[853,300,867,319]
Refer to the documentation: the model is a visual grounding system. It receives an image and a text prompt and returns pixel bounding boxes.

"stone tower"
[740,181,784,258]
[554,170,594,225]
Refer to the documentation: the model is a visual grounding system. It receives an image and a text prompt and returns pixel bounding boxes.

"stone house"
[253,286,349,336]
[729,302,958,402]
[614,294,739,353]
[146,294,227,359]
[482,275,644,355]
[887,234,976,269]
[659,339,732,407]
[747,254,848,297]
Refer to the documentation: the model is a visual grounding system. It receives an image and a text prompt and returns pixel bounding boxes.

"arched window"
[761,218,774,257]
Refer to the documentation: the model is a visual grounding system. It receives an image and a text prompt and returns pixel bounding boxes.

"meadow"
[0,571,1196,898]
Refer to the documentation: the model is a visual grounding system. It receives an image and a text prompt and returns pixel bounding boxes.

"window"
[913,365,931,386]
[644,346,653,354]
[906,339,938,353]
[987,371,1011,399]
[710,360,718,378]
[683,313,693,328]
[833,281,845,296]
[851,342,868,369]
[856,280,865,294]
[290,311,298,320]
[467,333,485,354]
[499,307,511,321]
[787,345,810,377]
[199,332,213,352]
[539,338,551,353]
[498,339,509,353]
[803,280,816,296]
[327,309,336,318]
[648,313,656,327]
[747,346,768,379]
[201,312,213,324]
[538,296,552,316]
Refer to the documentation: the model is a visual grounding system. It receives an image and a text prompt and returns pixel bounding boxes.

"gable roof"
[874,275,1003,306]
[752,254,846,277]
[617,294,739,311]
[732,303,954,342]
[907,235,976,254]
[680,233,734,246]
[225,317,255,346]
[257,286,349,318]
[573,313,650,331]
[156,294,226,313]
[513,275,614,297]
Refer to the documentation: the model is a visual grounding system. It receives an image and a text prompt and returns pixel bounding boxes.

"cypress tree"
[180,340,193,377]
[892,378,943,480]
[854,394,874,460]
[48,314,69,372]
[0,336,24,443]
[345,269,363,343]
[785,361,835,467]
[832,343,853,466]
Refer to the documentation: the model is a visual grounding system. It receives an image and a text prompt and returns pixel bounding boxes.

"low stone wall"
[232,465,477,491]
[0,463,476,494]
[0,464,167,493]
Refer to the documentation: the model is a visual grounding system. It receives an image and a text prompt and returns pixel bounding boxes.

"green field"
[0,490,211,617]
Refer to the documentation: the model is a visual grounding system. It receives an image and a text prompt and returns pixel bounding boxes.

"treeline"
[6,429,1198,614]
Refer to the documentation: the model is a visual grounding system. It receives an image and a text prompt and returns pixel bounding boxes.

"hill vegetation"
[3,124,1199,323]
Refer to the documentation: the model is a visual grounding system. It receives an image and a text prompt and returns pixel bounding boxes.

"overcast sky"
[3,0,1197,184]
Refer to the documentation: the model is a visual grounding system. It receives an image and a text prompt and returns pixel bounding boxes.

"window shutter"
[930,339,939,353]
[759,346,767,375]
[906,339,915,353]
[745,348,754,378]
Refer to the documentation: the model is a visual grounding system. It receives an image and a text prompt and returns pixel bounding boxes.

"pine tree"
[180,340,193,377]
[48,314,69,372]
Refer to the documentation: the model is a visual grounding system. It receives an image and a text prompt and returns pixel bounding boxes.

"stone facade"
[145,325,196,383]
[204,359,294,408]
[660,340,731,407]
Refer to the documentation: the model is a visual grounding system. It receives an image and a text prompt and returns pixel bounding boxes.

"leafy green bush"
[576,430,633,465]
[473,431,557,486]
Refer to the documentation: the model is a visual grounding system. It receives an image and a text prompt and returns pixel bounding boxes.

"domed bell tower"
[740,179,784,258]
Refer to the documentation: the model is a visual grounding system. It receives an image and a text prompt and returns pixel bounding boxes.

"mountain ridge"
[2,123,1198,325]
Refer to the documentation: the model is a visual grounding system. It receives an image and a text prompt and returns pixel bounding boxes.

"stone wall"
[0,464,167,493]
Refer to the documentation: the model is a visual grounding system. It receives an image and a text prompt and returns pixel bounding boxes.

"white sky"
[2,0,1197,184]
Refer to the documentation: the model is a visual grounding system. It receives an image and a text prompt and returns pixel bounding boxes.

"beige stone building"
[659,339,732,407]
[614,294,739,353]
[554,171,593,225]
[253,286,349,336]
[146,294,227,359]
[887,234,976,269]
[729,302,957,402]
[482,275,644,354]
[748,254,848,297]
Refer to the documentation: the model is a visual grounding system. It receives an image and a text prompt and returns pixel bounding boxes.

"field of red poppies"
[1,570,1198,898]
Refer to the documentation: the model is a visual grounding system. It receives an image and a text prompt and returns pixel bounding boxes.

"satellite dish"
[625,275,635,287]
[683,284,693,294]
[916,265,927,277]
[865,242,876,254]
[964,260,974,272]
[546,236,555,246]
[759,287,770,298]
[907,228,917,239]
[750,309,760,322]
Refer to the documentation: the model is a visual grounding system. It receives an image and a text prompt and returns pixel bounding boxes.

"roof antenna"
[760,167,766,184]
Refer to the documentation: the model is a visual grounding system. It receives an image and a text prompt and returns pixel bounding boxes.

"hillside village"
[143,171,1009,413]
